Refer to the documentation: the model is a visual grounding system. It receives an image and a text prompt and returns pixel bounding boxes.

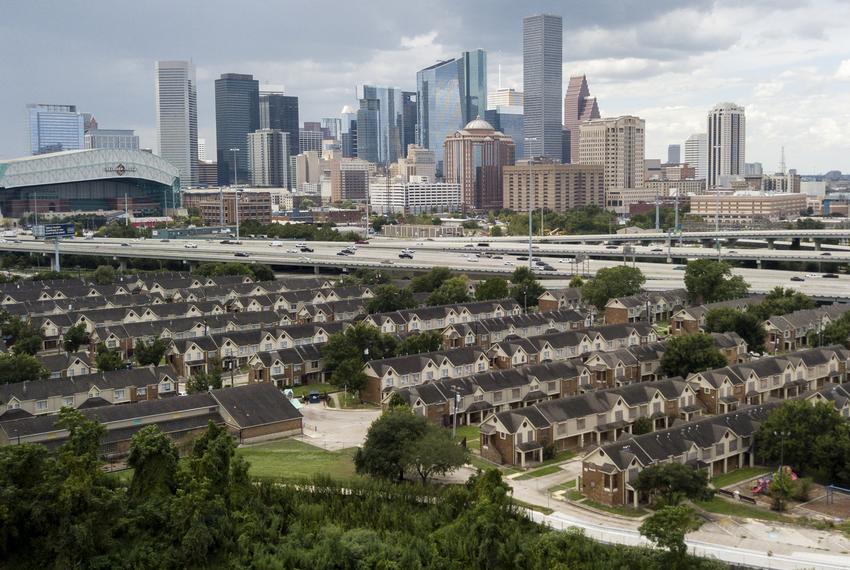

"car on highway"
[355,240,369,245]
[491,255,503,259]
[823,273,839,278]
[464,244,475,248]
[337,251,349,256]
[503,260,514,266]
[651,248,663,252]
[673,265,686,271]
[121,242,130,247]
[517,256,528,261]
[296,242,307,248]
[790,276,805,282]
[821,252,832,256]
[401,248,414,254]
[286,248,298,253]
[183,242,198,249]
[298,256,311,262]
[466,256,478,262]
[398,253,413,259]
[269,241,283,247]
[300,246,314,253]
[806,273,819,278]
[728,250,738,254]
[605,245,619,250]
[234,251,250,258]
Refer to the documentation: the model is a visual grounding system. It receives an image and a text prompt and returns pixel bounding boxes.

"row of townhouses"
[603,289,689,325]
[764,304,850,352]
[362,298,524,335]
[670,295,765,335]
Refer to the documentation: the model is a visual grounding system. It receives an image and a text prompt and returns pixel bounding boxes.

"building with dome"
[443,117,515,211]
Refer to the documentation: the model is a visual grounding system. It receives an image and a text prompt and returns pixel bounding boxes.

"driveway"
[295,404,380,451]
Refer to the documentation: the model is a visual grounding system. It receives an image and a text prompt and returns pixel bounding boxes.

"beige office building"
[644,179,707,196]
[690,191,806,222]
[578,115,645,191]
[392,144,436,182]
[502,161,604,213]
[444,118,515,210]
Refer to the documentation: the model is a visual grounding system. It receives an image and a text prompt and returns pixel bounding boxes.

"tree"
[580,265,646,310]
[748,287,814,321]
[0,352,48,384]
[770,468,794,512]
[489,225,503,237]
[187,357,223,393]
[96,343,125,371]
[62,324,89,353]
[395,331,443,356]
[410,267,452,293]
[404,425,468,484]
[354,408,429,481]
[366,284,417,313]
[684,259,749,304]
[127,425,179,501]
[631,416,653,436]
[568,275,584,288]
[510,266,545,310]
[704,307,765,351]
[754,400,850,482]
[475,278,509,301]
[639,505,702,564]
[250,264,275,282]
[809,313,850,348]
[427,276,470,305]
[134,337,169,366]
[660,333,727,378]
[12,332,43,356]
[92,264,117,285]
[633,462,712,507]
[322,322,397,391]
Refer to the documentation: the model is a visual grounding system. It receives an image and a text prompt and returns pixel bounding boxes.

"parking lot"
[296,403,380,451]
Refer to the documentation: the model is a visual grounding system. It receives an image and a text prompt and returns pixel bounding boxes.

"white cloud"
[835,59,850,79]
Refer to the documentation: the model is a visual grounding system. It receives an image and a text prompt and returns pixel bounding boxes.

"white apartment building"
[707,103,746,188]
[684,133,708,181]
[578,116,645,191]
[369,176,461,214]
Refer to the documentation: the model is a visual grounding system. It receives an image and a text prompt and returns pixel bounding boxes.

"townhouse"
[0,365,181,418]
[440,309,590,350]
[537,288,585,312]
[0,383,302,453]
[806,383,850,419]
[36,351,94,379]
[764,304,850,352]
[247,344,326,387]
[670,295,764,335]
[580,404,778,507]
[604,289,688,325]
[480,378,698,466]
[363,299,523,335]
[686,345,850,415]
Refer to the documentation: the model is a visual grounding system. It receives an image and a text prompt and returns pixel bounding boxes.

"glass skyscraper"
[27,104,84,155]
[355,85,411,166]
[523,14,562,160]
[155,61,199,186]
[416,50,487,176]
[260,92,299,156]
[215,73,260,185]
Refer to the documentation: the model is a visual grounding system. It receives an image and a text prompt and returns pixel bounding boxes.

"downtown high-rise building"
[416,49,487,175]
[341,105,357,158]
[215,73,260,186]
[684,133,708,180]
[356,85,413,166]
[84,129,139,150]
[667,144,681,164]
[578,115,645,191]
[155,61,198,185]
[522,14,562,161]
[197,138,208,161]
[27,104,84,155]
[707,103,745,188]
[562,75,600,164]
[259,91,299,156]
[489,88,523,108]
[248,129,290,188]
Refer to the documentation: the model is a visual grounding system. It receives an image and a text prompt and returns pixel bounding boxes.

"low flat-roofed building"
[690,191,807,222]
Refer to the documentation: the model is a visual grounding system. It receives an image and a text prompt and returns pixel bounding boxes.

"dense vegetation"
[580,265,645,310]
[660,332,728,378]
[683,259,749,304]
[0,410,725,569]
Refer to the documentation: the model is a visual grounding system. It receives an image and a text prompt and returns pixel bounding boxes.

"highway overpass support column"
[118,259,127,272]
[701,239,713,248]
[767,239,775,250]
[756,259,762,269]
[814,239,822,251]
[791,238,801,249]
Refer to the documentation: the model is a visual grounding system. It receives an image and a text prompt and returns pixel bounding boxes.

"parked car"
[307,391,321,404]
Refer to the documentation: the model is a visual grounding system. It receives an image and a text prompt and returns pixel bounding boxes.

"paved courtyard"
[295,403,380,451]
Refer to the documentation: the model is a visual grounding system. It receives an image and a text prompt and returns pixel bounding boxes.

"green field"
[711,467,770,489]
[515,464,562,480]
[694,497,790,523]
[291,383,335,397]
[237,438,358,480]
[452,424,481,450]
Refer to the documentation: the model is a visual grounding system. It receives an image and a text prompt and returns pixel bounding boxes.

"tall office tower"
[562,75,600,163]
[667,144,681,164]
[197,138,207,161]
[684,133,708,180]
[248,129,290,188]
[523,14,563,160]
[341,105,357,157]
[215,73,260,186]
[578,115,645,190]
[707,102,745,188]
[484,107,524,159]
[356,85,409,166]
[259,91,299,156]
[443,117,515,210]
[402,91,417,157]
[744,162,763,176]
[303,121,322,132]
[321,118,343,141]
[82,113,98,132]
[299,129,324,154]
[27,104,84,155]
[416,50,487,175]
[489,88,523,108]
[84,129,139,150]
[155,61,199,185]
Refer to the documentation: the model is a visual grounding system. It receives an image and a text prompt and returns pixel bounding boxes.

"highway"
[4,235,850,299]
[469,227,850,244]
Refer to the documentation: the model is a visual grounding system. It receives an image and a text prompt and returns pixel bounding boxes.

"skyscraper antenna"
[781,145,786,175]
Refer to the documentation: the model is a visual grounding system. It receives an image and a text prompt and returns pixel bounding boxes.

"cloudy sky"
[2,0,850,173]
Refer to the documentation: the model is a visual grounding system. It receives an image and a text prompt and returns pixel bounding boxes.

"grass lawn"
[291,383,335,397]
[237,438,358,480]
[513,498,554,516]
[581,499,648,518]
[466,454,520,475]
[106,468,134,484]
[452,424,480,451]
[548,479,577,493]
[694,497,791,523]
[711,467,770,489]
[566,490,584,501]
[515,464,562,480]
[533,450,575,469]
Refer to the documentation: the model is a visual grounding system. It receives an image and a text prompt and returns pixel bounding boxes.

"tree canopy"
[366,284,417,314]
[639,505,703,564]
[410,267,453,293]
[683,259,749,304]
[475,277,510,301]
[322,322,398,391]
[633,462,712,507]
[660,333,728,378]
[0,352,49,384]
[581,265,646,310]
[95,343,125,372]
[134,337,169,367]
[704,307,765,351]
[427,276,470,306]
[62,324,89,353]
[510,266,545,309]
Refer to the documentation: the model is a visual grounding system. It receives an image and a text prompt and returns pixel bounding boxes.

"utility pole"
[235,191,241,241]
[522,139,538,271]
[655,189,660,231]
[124,193,129,226]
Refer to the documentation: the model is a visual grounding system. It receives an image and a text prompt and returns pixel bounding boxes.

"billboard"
[33,223,75,239]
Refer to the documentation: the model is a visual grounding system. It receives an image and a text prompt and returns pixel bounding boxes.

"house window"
[114,389,126,401]
[715,442,725,455]
[576,418,586,430]
[442,368,449,377]
[426,371,434,381]
[557,423,567,435]
[547,381,556,392]
[137,387,147,397]
[454,366,462,376]
[477,362,485,372]
[511,388,521,399]
[272,365,282,375]
[161,381,173,392]
[35,400,48,412]
[63,397,74,407]
[494,391,503,402]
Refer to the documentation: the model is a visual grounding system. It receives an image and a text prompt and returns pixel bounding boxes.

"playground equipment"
[751,466,798,495]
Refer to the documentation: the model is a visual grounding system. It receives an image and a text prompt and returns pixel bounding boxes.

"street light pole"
[230,148,240,236]
[523,138,538,271]
[452,387,460,439]
[774,430,790,471]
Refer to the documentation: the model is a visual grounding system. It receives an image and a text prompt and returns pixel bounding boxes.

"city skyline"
[2,0,850,173]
